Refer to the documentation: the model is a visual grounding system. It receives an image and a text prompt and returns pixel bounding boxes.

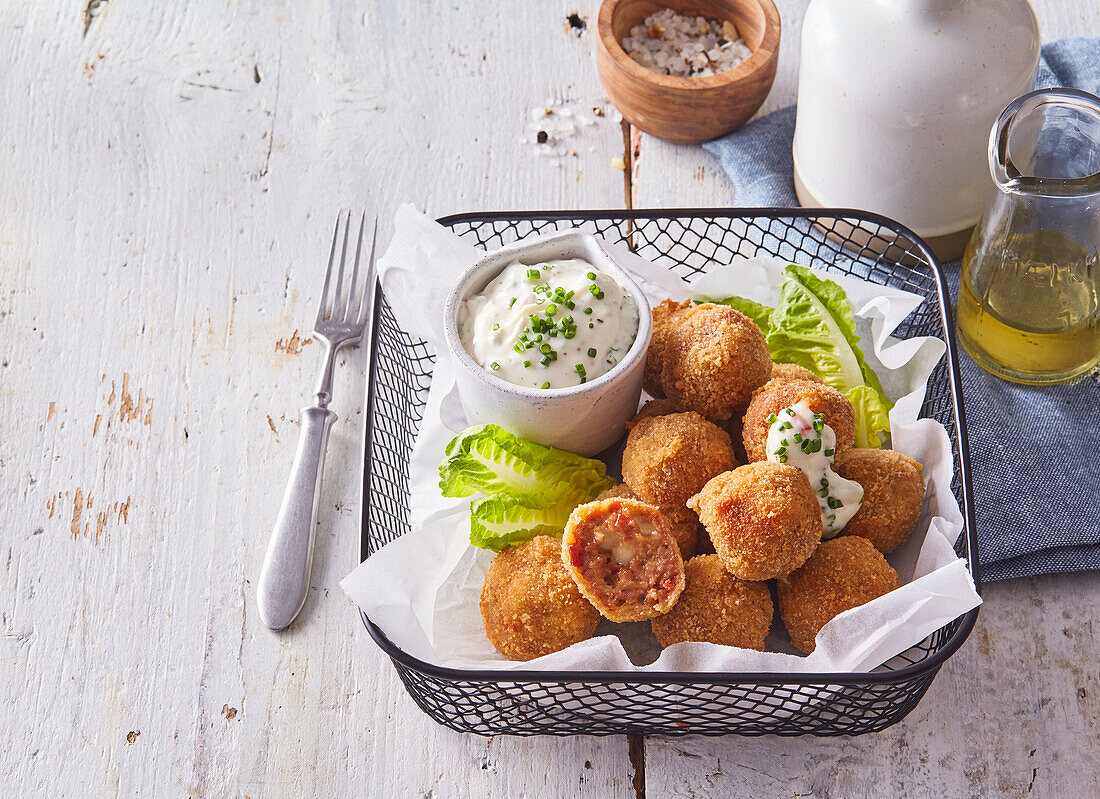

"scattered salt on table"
[622,8,752,78]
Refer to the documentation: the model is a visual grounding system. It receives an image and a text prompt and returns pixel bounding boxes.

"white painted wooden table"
[4,1,1098,796]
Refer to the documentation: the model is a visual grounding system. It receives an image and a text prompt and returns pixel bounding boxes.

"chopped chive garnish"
[778,454,788,463]
[565,300,575,310]
[549,329,558,337]
[586,271,596,280]
[587,347,597,358]
[563,329,575,339]
[513,342,525,353]
[786,408,795,417]
[780,438,789,446]
[546,303,557,315]
[523,360,531,368]
[827,497,843,509]
[766,413,778,424]
[588,322,594,328]
[539,343,551,354]
[824,448,835,457]
[541,356,551,366]
[813,420,824,431]
[509,297,516,307]
[793,433,802,443]
[541,381,550,389]
[490,362,500,371]
[527,268,540,280]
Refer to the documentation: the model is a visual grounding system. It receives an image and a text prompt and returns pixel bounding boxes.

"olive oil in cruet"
[956,88,1100,384]
[957,230,1100,383]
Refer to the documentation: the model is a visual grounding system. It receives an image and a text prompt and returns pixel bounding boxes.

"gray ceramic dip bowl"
[442,230,652,457]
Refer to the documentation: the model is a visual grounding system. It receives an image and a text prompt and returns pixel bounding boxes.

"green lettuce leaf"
[439,423,614,501]
[707,265,894,448]
[845,385,893,449]
[469,497,576,552]
[766,265,892,447]
[439,424,616,550]
[702,295,773,336]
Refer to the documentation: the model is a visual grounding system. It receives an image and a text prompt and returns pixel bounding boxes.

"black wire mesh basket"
[358,209,980,737]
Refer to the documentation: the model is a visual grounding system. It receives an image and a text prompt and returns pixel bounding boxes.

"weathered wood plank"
[0,1,634,796]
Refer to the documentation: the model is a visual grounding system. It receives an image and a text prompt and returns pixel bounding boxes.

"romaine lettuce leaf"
[767,265,892,447]
[469,497,576,552]
[439,424,616,550]
[845,385,893,449]
[708,265,894,448]
[439,423,614,501]
[704,295,773,336]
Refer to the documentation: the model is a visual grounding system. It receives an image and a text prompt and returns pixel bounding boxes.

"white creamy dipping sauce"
[458,258,638,390]
[765,400,863,537]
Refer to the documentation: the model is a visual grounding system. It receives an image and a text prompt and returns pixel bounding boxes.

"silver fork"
[258,211,377,631]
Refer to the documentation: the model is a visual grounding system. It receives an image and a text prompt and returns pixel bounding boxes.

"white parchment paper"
[340,204,981,673]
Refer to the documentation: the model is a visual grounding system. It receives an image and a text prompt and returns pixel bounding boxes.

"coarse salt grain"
[621,8,752,78]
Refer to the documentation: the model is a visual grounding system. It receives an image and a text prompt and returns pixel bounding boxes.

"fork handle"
[257,405,338,630]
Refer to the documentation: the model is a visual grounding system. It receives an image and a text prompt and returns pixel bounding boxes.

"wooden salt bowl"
[596,0,780,145]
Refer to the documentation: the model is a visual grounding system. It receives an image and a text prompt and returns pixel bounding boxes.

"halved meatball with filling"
[597,483,700,560]
[562,497,685,623]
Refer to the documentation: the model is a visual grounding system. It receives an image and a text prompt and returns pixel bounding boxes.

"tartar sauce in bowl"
[457,258,639,390]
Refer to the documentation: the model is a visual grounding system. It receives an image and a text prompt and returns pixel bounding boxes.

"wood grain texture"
[634,1,1100,797]
[0,1,633,796]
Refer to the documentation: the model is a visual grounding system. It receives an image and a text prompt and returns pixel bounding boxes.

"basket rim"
[357,206,981,688]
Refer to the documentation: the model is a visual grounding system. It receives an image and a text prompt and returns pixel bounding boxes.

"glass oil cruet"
[957,88,1100,384]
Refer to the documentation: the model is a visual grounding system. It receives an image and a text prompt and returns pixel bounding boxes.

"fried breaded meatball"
[596,484,700,560]
[480,536,600,661]
[688,462,822,581]
[650,555,773,649]
[621,411,737,508]
[657,304,772,423]
[833,449,925,553]
[770,362,822,384]
[643,300,693,398]
[777,535,899,654]
[626,398,679,429]
[562,498,685,622]
[742,378,856,463]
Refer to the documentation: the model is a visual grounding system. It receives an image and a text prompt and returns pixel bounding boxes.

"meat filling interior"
[571,506,679,609]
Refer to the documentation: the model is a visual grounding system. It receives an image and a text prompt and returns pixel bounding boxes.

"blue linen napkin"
[703,39,1100,582]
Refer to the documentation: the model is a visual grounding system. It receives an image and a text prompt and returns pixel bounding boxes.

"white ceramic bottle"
[792,0,1040,259]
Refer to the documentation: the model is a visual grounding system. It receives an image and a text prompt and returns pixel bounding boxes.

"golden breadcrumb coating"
[480,536,600,661]
[650,555,773,649]
[777,535,898,654]
[597,484,700,560]
[742,378,856,462]
[688,462,822,581]
[770,362,822,384]
[833,448,925,553]
[648,303,771,423]
[626,398,679,429]
[643,300,694,398]
[621,411,737,508]
[562,498,685,623]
